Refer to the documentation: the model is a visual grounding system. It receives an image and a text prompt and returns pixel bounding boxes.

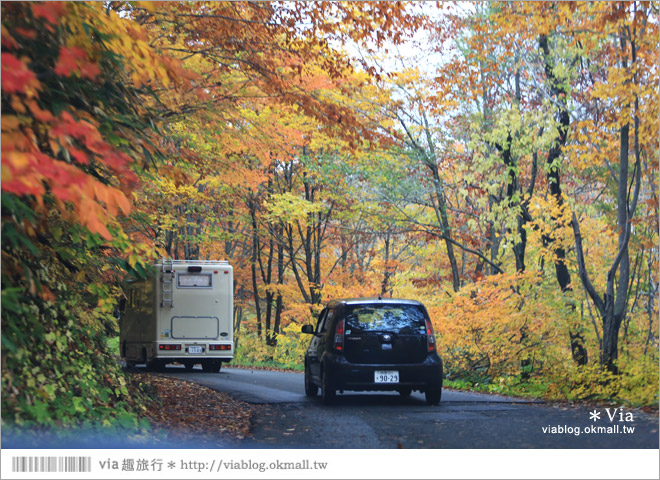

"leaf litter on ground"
[130,372,256,446]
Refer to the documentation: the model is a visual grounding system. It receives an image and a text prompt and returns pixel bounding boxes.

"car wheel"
[399,388,412,398]
[202,360,222,373]
[321,369,335,404]
[425,388,442,405]
[304,362,318,397]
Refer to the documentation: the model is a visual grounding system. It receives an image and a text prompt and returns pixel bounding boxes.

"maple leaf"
[54,46,79,77]
[31,2,65,26]
[1,53,39,95]
[54,46,101,79]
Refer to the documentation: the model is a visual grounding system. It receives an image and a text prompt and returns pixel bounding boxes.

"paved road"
[162,366,659,449]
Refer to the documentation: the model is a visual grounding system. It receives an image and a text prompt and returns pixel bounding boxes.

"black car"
[301,298,443,405]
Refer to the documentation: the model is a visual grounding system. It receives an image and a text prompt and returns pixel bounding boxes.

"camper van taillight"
[188,266,202,272]
[209,344,231,351]
[159,344,182,350]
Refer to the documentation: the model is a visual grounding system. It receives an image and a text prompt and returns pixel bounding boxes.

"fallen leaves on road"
[131,372,255,445]
[230,363,302,373]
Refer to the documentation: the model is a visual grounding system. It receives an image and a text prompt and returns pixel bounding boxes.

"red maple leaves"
[1,53,39,94]
[54,46,101,80]
[1,5,136,240]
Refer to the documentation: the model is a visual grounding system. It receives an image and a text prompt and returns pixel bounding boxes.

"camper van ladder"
[161,258,174,308]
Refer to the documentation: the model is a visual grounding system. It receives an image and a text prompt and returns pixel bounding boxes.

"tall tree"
[570,1,656,372]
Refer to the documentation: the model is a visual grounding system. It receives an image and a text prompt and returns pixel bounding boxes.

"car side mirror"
[301,325,315,335]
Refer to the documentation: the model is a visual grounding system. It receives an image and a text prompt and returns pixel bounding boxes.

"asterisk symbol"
[168,461,176,469]
[589,410,601,422]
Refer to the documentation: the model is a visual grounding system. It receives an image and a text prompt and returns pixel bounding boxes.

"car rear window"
[343,304,427,335]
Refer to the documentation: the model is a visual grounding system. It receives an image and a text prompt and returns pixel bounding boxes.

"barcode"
[11,456,92,473]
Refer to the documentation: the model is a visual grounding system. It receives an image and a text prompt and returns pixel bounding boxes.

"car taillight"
[425,319,436,352]
[334,319,345,352]
[159,344,181,350]
[209,344,231,351]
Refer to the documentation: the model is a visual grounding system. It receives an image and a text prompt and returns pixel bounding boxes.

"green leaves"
[265,192,324,227]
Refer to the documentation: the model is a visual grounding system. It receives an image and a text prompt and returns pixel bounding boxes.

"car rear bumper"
[324,353,443,391]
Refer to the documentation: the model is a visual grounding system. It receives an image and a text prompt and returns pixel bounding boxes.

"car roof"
[325,297,424,308]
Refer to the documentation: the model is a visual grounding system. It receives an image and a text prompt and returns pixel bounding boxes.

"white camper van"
[120,259,233,372]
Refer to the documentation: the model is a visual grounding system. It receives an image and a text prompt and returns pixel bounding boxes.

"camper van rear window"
[177,273,212,288]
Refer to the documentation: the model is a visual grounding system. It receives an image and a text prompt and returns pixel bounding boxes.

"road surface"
[161,366,659,449]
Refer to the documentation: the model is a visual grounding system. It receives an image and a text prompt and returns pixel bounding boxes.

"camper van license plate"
[188,346,203,354]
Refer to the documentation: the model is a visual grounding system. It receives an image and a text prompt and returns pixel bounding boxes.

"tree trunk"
[601,298,623,372]
[428,162,461,291]
[601,82,631,372]
[381,233,391,296]
[571,21,643,374]
[233,304,243,351]
[486,194,502,275]
[248,198,262,337]
[539,33,587,366]
[272,231,285,346]
[264,236,274,346]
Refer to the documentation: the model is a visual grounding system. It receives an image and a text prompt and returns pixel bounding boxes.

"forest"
[1,1,658,429]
